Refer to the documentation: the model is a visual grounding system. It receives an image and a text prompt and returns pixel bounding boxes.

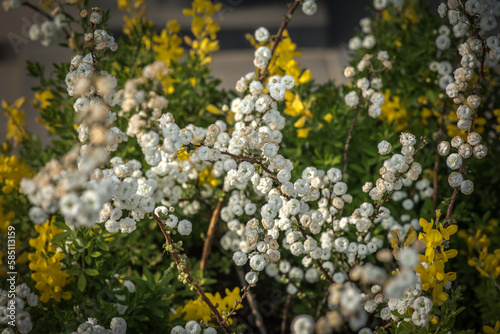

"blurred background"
[0,0,372,142]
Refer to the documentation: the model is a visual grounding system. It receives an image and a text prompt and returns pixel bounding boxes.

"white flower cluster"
[70,317,127,334]
[170,321,217,334]
[0,284,38,334]
[343,51,392,118]
[155,206,192,235]
[23,29,124,229]
[28,15,67,47]
[438,132,486,195]
[84,29,118,52]
[366,133,423,202]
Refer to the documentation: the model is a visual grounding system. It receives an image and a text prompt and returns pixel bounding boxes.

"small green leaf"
[66,268,81,275]
[78,274,87,292]
[53,220,70,231]
[96,238,109,251]
[84,268,99,276]
[90,251,102,258]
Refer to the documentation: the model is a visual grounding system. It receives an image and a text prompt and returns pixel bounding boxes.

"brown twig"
[259,0,302,83]
[281,294,292,334]
[235,267,267,334]
[153,213,232,333]
[315,288,330,320]
[433,100,448,210]
[200,193,226,273]
[22,1,53,20]
[282,272,317,309]
[296,223,334,284]
[343,90,362,175]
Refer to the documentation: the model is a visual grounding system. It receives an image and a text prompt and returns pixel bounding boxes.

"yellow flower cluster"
[117,0,148,36]
[172,287,242,324]
[458,219,500,279]
[415,216,458,306]
[1,97,29,147]
[28,218,73,303]
[149,20,184,67]
[33,90,57,135]
[0,154,33,194]
[379,89,409,132]
[183,0,222,65]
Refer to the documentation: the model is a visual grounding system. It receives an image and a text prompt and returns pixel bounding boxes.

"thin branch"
[433,100,448,210]
[343,90,362,175]
[259,0,302,83]
[281,294,292,334]
[235,267,267,334]
[153,213,232,333]
[201,193,226,273]
[296,223,334,284]
[283,272,317,309]
[22,1,53,20]
[315,288,330,320]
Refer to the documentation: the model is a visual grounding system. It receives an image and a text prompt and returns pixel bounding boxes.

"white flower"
[334,237,349,253]
[344,66,355,78]
[474,144,487,159]
[436,34,451,50]
[378,140,391,155]
[302,0,317,16]
[245,271,258,284]
[291,314,315,334]
[446,153,462,170]
[185,320,201,334]
[29,206,48,225]
[119,217,137,233]
[349,36,362,50]
[345,91,359,107]
[412,296,433,314]
[254,27,270,42]
[269,83,286,101]
[460,179,474,195]
[447,172,462,188]
[281,75,295,89]
[327,167,342,182]
[178,219,192,235]
[250,254,266,271]
[402,198,414,210]
[412,311,429,327]
[437,141,450,156]
[397,248,418,268]
[333,182,347,196]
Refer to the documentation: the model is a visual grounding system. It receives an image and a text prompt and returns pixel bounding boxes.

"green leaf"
[96,238,109,251]
[66,268,81,276]
[84,268,99,276]
[90,251,102,258]
[53,220,70,231]
[51,231,71,244]
[78,274,87,292]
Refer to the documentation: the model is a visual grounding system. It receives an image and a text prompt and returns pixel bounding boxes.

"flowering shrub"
[1,0,500,333]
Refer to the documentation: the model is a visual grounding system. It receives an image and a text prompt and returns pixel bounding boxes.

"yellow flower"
[379,89,409,132]
[484,321,500,334]
[0,154,33,194]
[183,0,222,64]
[33,90,54,110]
[172,287,243,324]
[1,97,29,147]
[28,218,73,303]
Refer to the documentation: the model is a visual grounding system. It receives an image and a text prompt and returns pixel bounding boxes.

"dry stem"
[200,195,226,273]
[153,213,232,333]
